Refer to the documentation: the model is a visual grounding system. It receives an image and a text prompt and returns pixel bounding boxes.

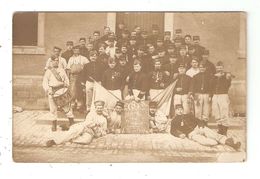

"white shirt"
[42,68,69,92]
[186,68,200,78]
[66,55,89,70]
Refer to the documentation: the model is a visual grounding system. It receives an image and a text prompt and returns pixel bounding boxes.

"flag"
[151,80,177,116]
[91,81,120,111]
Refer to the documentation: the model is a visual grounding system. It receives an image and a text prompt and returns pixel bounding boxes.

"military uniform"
[211,70,232,135]
[190,71,213,122]
[193,36,205,61]
[45,56,67,71]
[128,71,148,100]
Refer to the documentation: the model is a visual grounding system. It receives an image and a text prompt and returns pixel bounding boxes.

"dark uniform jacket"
[102,68,124,90]
[190,72,213,95]
[177,55,192,69]
[211,72,232,94]
[193,44,205,60]
[174,74,192,95]
[148,70,170,90]
[61,50,74,63]
[204,60,216,76]
[80,61,105,83]
[128,71,148,98]
[170,113,205,137]
[162,62,179,81]
[118,63,131,82]
[79,46,89,58]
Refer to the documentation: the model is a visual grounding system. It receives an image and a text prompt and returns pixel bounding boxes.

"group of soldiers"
[43,23,241,150]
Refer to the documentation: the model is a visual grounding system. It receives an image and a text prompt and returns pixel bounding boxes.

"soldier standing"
[61,41,74,63]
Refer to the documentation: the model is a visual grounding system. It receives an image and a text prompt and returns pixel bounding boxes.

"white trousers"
[173,94,190,114]
[194,94,210,121]
[212,94,230,126]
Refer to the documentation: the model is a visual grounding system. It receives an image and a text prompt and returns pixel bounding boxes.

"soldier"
[148,24,160,45]
[190,62,213,125]
[117,55,131,99]
[97,43,109,69]
[201,49,216,76]
[66,45,89,110]
[117,29,130,48]
[99,26,111,42]
[42,56,74,131]
[173,64,192,114]
[188,45,196,59]
[61,41,74,63]
[170,104,241,150]
[46,100,109,147]
[163,54,179,82]
[105,36,117,58]
[92,31,101,50]
[186,56,200,78]
[45,46,67,70]
[128,36,138,59]
[102,57,123,100]
[86,43,94,59]
[148,59,170,99]
[164,31,173,48]
[184,34,192,49]
[136,45,150,73]
[193,35,205,60]
[108,101,124,134]
[139,30,149,47]
[173,29,184,42]
[79,37,88,57]
[121,44,132,64]
[156,36,166,50]
[166,43,176,57]
[116,21,126,41]
[80,50,105,112]
[174,37,183,52]
[157,47,168,65]
[211,61,233,136]
[149,101,170,133]
[126,59,148,101]
[178,45,192,69]
[114,48,123,62]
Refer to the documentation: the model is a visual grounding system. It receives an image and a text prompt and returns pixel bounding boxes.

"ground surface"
[13,111,246,162]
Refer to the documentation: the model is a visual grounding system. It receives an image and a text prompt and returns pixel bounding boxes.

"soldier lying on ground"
[45,100,109,147]
[170,104,241,150]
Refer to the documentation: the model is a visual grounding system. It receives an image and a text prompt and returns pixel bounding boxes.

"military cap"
[175,29,182,34]
[154,58,162,64]
[133,59,141,65]
[53,46,62,51]
[141,30,148,34]
[216,61,224,67]
[203,49,210,55]
[108,57,116,64]
[164,31,171,35]
[72,45,80,50]
[79,37,86,41]
[188,45,195,50]
[66,41,74,45]
[191,56,199,62]
[157,47,166,53]
[94,100,105,107]
[137,45,146,51]
[89,50,98,56]
[169,54,178,58]
[180,45,186,50]
[175,104,183,109]
[193,36,200,41]
[149,101,157,108]
[167,44,175,49]
[174,38,182,43]
[115,101,124,108]
[152,24,159,30]
[129,36,137,40]
[184,34,192,39]
[93,30,100,35]
[178,63,185,68]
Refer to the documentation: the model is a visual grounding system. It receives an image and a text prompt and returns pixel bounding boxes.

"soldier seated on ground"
[108,101,124,134]
[149,101,170,133]
[46,100,109,147]
[170,104,241,150]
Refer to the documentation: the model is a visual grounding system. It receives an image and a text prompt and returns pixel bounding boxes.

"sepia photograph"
[12,12,246,162]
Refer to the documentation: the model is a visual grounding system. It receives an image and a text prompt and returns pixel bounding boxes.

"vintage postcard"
[12,12,246,162]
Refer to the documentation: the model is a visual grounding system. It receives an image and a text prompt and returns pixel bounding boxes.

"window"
[13,12,45,54]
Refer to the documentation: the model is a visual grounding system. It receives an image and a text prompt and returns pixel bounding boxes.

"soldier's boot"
[225,138,241,150]
[60,118,74,131]
[69,118,74,126]
[222,125,228,136]
[51,120,57,132]
[46,140,56,147]
[217,124,223,135]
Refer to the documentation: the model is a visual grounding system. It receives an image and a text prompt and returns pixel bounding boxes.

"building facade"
[13,12,246,114]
